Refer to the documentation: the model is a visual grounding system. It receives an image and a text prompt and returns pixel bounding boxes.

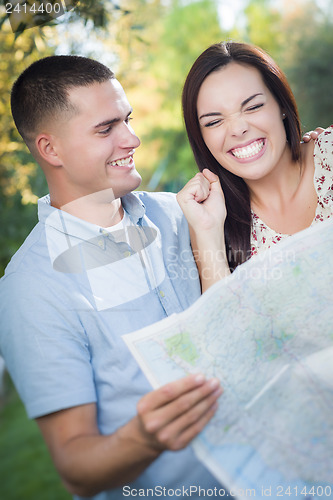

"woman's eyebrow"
[199,93,264,121]
[199,111,222,120]
[241,93,263,107]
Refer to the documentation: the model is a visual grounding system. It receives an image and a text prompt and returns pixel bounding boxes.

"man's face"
[50,79,142,203]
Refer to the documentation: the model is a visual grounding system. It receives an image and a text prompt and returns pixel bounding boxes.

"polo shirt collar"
[122,192,146,224]
[38,192,146,241]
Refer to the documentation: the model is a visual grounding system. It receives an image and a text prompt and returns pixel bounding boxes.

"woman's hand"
[177,169,230,291]
[302,127,324,142]
[177,168,227,234]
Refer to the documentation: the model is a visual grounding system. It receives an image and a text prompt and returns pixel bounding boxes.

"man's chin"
[129,170,142,191]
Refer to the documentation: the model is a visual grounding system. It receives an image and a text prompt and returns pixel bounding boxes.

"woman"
[177,41,332,290]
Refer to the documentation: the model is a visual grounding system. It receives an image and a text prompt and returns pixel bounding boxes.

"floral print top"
[251,125,333,256]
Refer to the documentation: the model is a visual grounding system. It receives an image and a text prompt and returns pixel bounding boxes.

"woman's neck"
[248,141,317,234]
[247,148,302,213]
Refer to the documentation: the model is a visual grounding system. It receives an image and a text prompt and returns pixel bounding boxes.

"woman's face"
[197,62,289,183]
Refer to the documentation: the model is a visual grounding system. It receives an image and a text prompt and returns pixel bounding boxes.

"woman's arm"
[177,169,230,292]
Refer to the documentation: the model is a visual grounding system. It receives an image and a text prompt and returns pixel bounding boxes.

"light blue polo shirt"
[0,191,223,499]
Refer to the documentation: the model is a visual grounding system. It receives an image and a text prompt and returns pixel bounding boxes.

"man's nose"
[119,122,141,149]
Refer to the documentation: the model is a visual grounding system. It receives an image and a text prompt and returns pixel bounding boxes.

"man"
[0,55,224,499]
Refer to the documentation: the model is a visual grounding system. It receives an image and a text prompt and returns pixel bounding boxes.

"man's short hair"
[11,55,114,146]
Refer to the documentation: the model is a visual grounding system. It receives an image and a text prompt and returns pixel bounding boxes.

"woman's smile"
[228,138,266,162]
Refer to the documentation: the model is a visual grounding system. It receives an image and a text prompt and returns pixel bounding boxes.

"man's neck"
[53,188,124,228]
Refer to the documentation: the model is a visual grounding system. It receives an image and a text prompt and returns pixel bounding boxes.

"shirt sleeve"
[0,271,97,419]
[314,125,333,200]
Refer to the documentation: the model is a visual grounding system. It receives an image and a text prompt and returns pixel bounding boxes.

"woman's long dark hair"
[182,41,302,271]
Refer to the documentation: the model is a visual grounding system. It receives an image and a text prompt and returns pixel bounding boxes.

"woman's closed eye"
[245,103,264,112]
[203,118,224,128]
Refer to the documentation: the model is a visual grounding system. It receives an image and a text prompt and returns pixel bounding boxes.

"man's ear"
[35,133,63,167]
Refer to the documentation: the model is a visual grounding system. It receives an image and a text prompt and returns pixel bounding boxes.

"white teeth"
[232,140,264,159]
[108,157,132,166]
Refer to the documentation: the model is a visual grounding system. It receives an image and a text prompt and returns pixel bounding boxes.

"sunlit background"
[0,1,332,497]
[1,0,333,275]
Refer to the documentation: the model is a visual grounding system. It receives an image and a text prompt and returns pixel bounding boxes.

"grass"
[0,373,71,500]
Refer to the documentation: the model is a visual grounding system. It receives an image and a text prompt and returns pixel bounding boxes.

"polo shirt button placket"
[98,229,108,252]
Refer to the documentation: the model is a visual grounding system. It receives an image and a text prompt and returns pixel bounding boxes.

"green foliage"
[0,375,71,500]
[244,0,284,56]
[0,26,52,275]
[284,14,333,129]
[0,0,124,35]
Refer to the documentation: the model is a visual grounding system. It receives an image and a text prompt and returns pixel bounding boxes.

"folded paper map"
[123,218,333,499]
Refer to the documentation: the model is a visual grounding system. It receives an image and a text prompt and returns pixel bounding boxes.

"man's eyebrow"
[199,93,264,121]
[94,108,133,129]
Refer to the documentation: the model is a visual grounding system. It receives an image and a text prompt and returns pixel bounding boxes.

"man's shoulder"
[135,190,177,202]
[1,221,47,280]
[134,190,180,215]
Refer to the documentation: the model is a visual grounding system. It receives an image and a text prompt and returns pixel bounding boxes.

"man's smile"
[107,155,134,167]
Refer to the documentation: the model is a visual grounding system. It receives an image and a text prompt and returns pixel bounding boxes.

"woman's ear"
[35,133,62,167]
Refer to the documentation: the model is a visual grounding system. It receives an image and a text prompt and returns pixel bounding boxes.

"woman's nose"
[227,112,249,137]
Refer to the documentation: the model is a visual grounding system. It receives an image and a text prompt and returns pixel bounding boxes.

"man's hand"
[302,127,324,142]
[135,374,222,451]
[36,375,223,497]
